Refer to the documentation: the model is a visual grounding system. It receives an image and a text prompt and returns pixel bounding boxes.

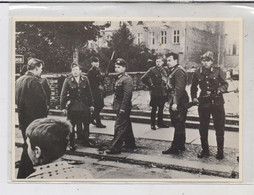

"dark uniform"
[16,70,48,179]
[141,66,168,128]
[60,74,94,146]
[108,73,135,153]
[163,64,189,154]
[191,66,228,159]
[16,71,48,143]
[87,66,105,127]
[39,77,51,115]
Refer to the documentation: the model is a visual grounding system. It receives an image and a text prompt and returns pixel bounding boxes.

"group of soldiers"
[15,50,228,178]
[141,51,228,159]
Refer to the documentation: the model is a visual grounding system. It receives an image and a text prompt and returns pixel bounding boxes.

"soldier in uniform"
[15,58,48,178]
[106,58,136,154]
[141,56,168,130]
[162,52,189,155]
[60,63,94,150]
[191,51,228,159]
[87,57,106,128]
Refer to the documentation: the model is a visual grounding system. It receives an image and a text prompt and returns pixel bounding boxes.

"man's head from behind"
[26,118,71,166]
[27,58,44,76]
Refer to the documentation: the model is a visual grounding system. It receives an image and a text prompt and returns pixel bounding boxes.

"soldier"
[15,57,48,178]
[162,52,189,155]
[60,63,94,150]
[87,57,106,128]
[141,56,168,130]
[191,51,228,159]
[106,58,136,154]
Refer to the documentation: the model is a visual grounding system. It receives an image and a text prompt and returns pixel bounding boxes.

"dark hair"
[156,55,164,60]
[27,58,44,71]
[165,52,179,61]
[90,56,99,63]
[26,118,71,164]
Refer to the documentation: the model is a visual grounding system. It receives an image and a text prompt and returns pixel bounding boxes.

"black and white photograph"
[12,18,241,181]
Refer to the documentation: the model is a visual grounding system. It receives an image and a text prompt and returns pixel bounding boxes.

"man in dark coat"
[87,57,106,128]
[15,58,48,178]
[162,52,189,155]
[106,58,136,154]
[60,63,94,149]
[191,51,228,159]
[141,56,168,130]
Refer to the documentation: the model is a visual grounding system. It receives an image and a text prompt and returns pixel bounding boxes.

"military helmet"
[200,51,214,61]
[115,58,127,67]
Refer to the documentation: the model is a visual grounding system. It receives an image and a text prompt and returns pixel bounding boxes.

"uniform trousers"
[169,106,187,149]
[150,96,166,126]
[198,104,225,152]
[68,110,91,145]
[110,110,135,152]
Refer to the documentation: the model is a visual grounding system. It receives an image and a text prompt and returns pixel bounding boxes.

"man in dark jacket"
[106,58,136,154]
[87,57,106,128]
[60,63,94,149]
[15,57,48,178]
[162,52,189,155]
[141,56,168,130]
[191,51,228,159]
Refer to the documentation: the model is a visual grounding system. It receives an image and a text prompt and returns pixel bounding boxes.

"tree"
[16,22,102,72]
[106,22,155,72]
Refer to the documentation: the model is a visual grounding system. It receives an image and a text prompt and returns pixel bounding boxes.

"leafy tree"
[16,22,102,72]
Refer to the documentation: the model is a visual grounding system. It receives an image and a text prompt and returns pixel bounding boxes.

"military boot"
[216,136,224,160]
[197,138,209,158]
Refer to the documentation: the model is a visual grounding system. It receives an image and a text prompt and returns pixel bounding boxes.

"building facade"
[88,21,239,70]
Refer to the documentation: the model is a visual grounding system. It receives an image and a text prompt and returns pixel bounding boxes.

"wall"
[42,72,147,109]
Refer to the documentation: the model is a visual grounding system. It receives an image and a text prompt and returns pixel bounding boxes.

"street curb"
[15,141,239,179]
[64,148,239,179]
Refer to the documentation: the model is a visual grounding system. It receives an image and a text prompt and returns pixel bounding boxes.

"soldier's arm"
[60,78,69,109]
[190,71,199,100]
[85,77,94,107]
[40,78,51,106]
[218,68,229,93]
[120,78,133,112]
[141,69,153,88]
[30,79,47,114]
[173,69,187,105]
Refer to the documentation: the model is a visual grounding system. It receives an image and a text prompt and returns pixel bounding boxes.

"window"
[161,31,167,44]
[173,30,180,44]
[137,33,143,45]
[150,32,155,45]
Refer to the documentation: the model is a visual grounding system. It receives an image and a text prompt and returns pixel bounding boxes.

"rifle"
[105,50,115,76]
[186,88,239,110]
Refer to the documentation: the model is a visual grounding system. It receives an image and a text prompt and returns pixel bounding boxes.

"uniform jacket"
[141,66,168,97]
[60,75,94,111]
[113,73,133,112]
[166,64,189,106]
[39,77,51,107]
[191,66,228,107]
[15,72,47,129]
[87,66,104,107]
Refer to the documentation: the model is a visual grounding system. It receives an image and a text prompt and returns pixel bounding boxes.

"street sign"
[15,55,24,64]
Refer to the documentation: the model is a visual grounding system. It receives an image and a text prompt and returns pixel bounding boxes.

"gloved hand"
[193,98,199,105]
[119,109,125,114]
[172,104,178,111]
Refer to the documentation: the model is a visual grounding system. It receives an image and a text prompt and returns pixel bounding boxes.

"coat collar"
[71,75,85,82]
[117,72,126,79]
[200,66,214,74]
